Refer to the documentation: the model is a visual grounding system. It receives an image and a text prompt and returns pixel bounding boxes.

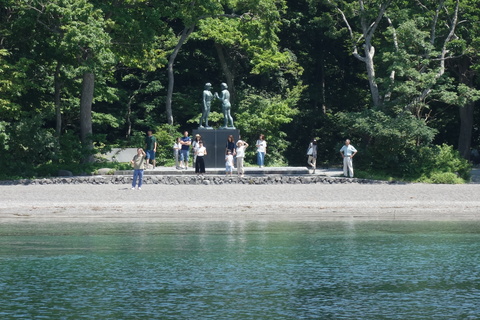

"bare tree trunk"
[384,15,398,102]
[80,72,95,163]
[363,43,380,107]
[330,0,389,108]
[166,24,196,125]
[54,62,63,137]
[126,97,132,139]
[214,42,235,105]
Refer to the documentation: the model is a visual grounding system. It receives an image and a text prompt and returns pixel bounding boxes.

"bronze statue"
[200,82,214,129]
[215,83,235,129]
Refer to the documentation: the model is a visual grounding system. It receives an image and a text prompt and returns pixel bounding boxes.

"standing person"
[226,135,236,156]
[173,137,181,169]
[145,130,157,169]
[195,141,207,175]
[256,134,267,168]
[340,139,358,178]
[192,134,202,169]
[130,148,146,190]
[236,140,249,177]
[225,150,234,176]
[307,138,318,174]
[179,131,192,170]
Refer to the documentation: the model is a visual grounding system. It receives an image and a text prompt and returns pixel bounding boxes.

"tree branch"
[328,0,365,62]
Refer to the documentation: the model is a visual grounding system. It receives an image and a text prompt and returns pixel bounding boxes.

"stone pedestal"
[192,128,240,168]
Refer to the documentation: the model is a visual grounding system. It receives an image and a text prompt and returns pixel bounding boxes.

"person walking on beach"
[173,137,181,169]
[225,150,234,176]
[340,139,357,178]
[307,138,317,174]
[131,148,146,190]
[256,134,267,168]
[179,131,191,170]
[195,141,207,175]
[236,140,248,177]
[145,130,157,169]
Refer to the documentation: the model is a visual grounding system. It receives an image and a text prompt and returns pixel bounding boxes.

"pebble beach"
[1,181,480,222]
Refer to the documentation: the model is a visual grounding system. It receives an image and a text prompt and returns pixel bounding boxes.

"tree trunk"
[320,60,326,114]
[458,102,474,160]
[54,62,63,137]
[166,24,196,125]
[364,44,380,107]
[214,42,235,105]
[125,97,132,139]
[80,72,95,163]
[331,0,388,109]
[456,54,476,159]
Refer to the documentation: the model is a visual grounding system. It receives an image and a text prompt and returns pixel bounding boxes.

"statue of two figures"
[200,82,235,129]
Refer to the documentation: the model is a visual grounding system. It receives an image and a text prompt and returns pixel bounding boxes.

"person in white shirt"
[195,141,207,175]
[339,139,358,178]
[256,134,267,168]
[306,138,317,174]
[236,140,249,177]
[225,150,234,176]
[173,137,181,169]
[192,134,202,169]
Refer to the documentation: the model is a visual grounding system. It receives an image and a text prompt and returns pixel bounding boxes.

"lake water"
[0,221,479,319]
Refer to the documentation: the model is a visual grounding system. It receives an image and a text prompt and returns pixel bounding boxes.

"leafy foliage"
[414,144,471,182]
[337,109,438,178]
[0,0,478,181]
[152,124,181,166]
[235,84,303,165]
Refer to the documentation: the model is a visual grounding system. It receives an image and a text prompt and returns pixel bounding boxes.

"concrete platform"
[115,166,344,177]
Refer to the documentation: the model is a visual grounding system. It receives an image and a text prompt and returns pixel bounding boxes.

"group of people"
[171,131,267,177]
[306,138,358,177]
[130,129,358,190]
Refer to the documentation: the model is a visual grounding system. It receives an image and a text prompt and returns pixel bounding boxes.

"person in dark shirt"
[179,131,192,170]
[145,130,157,169]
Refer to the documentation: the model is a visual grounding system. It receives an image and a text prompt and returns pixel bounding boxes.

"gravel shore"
[1,183,479,222]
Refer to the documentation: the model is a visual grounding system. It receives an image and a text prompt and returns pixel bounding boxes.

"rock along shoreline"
[0,174,399,186]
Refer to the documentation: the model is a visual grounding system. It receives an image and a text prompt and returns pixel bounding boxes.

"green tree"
[236,84,303,165]
[443,0,480,158]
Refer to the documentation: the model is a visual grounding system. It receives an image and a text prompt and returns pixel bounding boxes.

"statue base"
[192,128,240,168]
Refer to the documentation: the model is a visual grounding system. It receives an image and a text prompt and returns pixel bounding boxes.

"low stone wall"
[0,175,398,186]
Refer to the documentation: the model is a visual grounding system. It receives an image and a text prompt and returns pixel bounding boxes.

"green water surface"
[0,221,479,319]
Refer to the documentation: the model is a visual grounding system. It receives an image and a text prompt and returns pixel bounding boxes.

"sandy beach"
[1,183,479,222]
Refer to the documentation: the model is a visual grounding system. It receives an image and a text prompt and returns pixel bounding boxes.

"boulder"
[97,168,113,175]
[58,169,73,177]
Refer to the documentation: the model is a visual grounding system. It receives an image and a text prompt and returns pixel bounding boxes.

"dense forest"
[0,0,478,182]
